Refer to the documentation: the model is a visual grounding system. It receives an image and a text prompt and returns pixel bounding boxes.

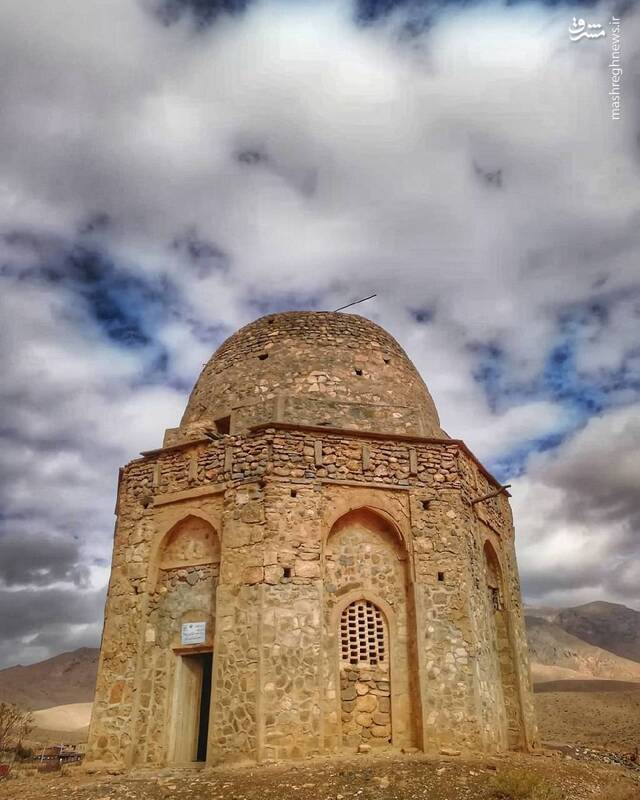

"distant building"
[36,744,82,764]
[86,312,537,768]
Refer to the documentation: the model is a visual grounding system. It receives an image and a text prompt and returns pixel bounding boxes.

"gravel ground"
[2,750,640,800]
[535,689,640,752]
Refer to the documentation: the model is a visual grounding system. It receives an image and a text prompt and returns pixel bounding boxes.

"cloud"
[0,588,105,670]
[0,0,638,666]
[512,405,640,609]
[0,533,89,588]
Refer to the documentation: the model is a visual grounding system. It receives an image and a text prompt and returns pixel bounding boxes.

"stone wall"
[86,423,537,768]
[172,312,442,442]
[340,665,391,747]
[134,561,218,764]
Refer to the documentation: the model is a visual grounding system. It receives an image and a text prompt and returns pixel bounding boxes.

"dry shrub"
[489,769,561,800]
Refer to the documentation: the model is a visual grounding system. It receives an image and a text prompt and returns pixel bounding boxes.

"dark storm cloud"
[171,228,230,278]
[473,162,503,189]
[0,532,89,588]
[0,587,105,641]
[521,568,607,602]
[512,405,640,608]
[154,0,249,27]
[154,0,606,30]
[0,588,106,670]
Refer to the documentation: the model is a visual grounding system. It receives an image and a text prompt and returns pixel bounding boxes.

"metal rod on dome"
[333,294,377,313]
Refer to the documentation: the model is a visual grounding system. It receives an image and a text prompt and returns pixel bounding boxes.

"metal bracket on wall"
[470,484,511,505]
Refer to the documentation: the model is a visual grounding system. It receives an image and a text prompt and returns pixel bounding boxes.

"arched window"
[484,541,504,612]
[340,600,388,668]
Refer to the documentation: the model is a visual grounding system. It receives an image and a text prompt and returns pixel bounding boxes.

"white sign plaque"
[181,621,206,646]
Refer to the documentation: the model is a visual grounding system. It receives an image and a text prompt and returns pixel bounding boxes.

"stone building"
[86,311,537,769]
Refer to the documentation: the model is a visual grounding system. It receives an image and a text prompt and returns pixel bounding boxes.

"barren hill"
[555,601,640,663]
[0,647,99,710]
[525,615,640,682]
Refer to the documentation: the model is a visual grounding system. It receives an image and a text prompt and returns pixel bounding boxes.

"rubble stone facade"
[86,311,537,769]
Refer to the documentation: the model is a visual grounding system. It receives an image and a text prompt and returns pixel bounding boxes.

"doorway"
[171,652,213,763]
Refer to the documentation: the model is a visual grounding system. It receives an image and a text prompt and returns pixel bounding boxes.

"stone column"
[411,486,482,752]
[207,485,264,762]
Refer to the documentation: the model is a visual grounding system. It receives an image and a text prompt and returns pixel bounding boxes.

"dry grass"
[489,769,561,800]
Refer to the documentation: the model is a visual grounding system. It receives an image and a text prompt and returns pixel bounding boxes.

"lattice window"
[340,600,387,667]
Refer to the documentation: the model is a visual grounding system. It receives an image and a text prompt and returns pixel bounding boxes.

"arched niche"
[324,509,419,751]
[326,508,408,608]
[483,540,504,611]
[158,515,220,571]
[147,515,221,649]
[483,539,522,749]
[328,507,406,550]
[323,494,410,553]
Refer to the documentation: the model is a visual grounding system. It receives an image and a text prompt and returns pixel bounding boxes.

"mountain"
[555,602,640,663]
[0,601,637,711]
[0,647,99,711]
[525,615,640,683]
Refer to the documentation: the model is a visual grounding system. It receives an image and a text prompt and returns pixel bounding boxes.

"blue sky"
[0,0,638,668]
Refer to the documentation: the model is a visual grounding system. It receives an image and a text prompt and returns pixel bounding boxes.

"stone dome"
[171,311,442,442]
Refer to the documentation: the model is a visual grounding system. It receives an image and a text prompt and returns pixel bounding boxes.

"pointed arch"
[483,539,505,611]
[158,514,220,570]
[326,506,407,555]
[483,537,522,749]
[149,513,220,591]
[322,489,410,554]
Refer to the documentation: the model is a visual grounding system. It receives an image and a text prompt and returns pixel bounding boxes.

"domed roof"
[173,311,442,441]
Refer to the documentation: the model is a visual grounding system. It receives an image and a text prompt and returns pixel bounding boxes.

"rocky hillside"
[525,615,640,682]
[0,647,99,710]
[555,602,640,663]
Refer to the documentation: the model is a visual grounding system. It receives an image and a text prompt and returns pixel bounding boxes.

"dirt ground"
[5,688,640,800]
[2,750,640,800]
[535,689,640,752]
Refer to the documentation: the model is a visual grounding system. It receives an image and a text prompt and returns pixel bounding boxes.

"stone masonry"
[86,311,538,769]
